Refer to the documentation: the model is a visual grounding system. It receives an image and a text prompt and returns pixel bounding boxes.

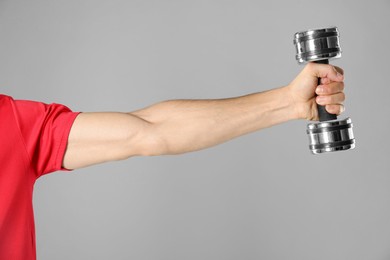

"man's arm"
[63,63,345,170]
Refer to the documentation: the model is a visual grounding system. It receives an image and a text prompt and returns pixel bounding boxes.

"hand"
[287,63,345,121]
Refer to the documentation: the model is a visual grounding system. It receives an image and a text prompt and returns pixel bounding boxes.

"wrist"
[252,86,300,128]
[280,85,302,121]
[284,83,313,121]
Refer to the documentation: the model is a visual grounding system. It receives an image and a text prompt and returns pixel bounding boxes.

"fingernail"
[316,86,324,94]
[316,96,325,104]
[337,72,343,79]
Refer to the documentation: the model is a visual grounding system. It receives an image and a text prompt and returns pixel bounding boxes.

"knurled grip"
[314,59,337,121]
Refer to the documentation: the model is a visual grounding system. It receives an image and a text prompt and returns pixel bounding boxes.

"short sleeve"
[10,98,80,177]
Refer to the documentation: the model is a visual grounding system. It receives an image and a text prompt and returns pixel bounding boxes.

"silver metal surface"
[294,27,342,64]
[306,117,355,154]
[293,27,356,154]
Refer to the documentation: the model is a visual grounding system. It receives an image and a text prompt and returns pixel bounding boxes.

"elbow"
[127,123,170,157]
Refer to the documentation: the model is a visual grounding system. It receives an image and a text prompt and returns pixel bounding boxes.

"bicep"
[63,112,152,170]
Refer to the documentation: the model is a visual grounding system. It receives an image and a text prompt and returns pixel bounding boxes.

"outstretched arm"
[62,63,345,170]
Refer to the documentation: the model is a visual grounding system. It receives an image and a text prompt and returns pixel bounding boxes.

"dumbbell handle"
[314,59,337,121]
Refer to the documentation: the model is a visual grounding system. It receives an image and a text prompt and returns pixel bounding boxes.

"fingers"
[333,65,344,76]
[307,63,344,83]
[325,104,345,115]
[315,81,344,95]
[316,92,345,106]
[315,81,345,115]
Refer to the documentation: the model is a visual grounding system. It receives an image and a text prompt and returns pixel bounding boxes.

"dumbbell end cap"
[294,27,342,64]
[307,117,355,154]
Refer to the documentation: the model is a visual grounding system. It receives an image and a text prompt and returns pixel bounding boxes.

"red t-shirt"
[0,94,80,260]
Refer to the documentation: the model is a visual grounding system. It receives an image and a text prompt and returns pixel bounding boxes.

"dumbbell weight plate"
[294,27,342,64]
[306,117,355,154]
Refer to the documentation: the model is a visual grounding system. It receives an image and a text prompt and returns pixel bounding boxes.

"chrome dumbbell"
[293,27,355,154]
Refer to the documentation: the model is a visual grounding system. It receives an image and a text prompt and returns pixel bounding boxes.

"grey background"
[0,0,389,259]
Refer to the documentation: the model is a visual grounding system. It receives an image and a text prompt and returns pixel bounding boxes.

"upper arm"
[62,112,154,170]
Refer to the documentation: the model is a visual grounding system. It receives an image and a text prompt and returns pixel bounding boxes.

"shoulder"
[0,94,12,101]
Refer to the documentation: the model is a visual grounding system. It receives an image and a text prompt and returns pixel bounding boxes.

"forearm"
[131,86,298,156]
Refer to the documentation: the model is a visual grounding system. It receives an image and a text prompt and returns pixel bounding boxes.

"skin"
[62,63,345,170]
